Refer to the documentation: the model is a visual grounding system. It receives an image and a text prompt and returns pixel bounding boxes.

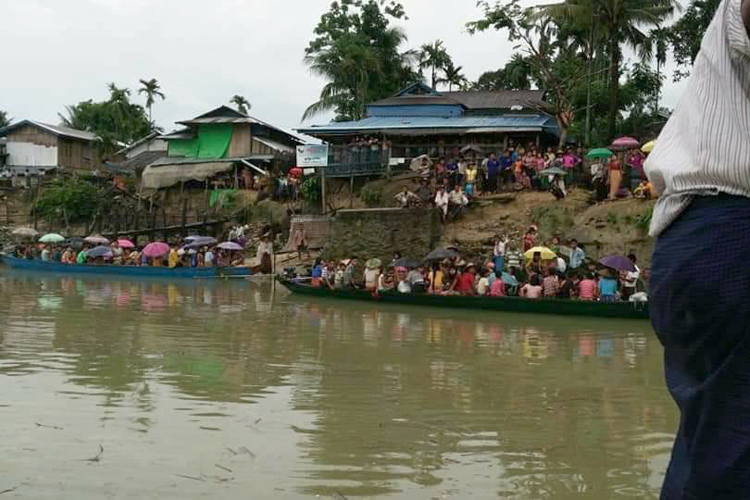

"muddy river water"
[0,271,676,499]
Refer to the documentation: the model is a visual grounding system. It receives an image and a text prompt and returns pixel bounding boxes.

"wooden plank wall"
[6,125,57,147]
[57,138,100,170]
[226,124,252,157]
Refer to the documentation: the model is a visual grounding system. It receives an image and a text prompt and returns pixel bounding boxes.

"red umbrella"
[610,137,640,150]
[142,242,170,258]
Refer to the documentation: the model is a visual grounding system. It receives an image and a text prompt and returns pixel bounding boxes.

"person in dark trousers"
[646,2,750,498]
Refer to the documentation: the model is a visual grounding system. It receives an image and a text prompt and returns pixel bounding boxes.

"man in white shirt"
[434,186,449,220]
[645,2,750,497]
[493,235,505,271]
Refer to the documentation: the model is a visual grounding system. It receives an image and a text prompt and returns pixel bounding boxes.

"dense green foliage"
[303,0,419,121]
[667,0,721,81]
[360,182,383,207]
[34,177,111,224]
[418,40,452,89]
[59,83,152,156]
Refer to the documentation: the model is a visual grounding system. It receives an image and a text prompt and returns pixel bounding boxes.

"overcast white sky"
[0,0,688,135]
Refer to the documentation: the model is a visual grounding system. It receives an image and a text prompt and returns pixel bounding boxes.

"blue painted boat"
[0,254,251,279]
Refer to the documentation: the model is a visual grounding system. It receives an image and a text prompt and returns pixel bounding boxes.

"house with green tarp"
[141,105,303,190]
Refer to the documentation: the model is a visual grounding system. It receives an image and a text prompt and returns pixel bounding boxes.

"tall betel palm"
[418,40,452,89]
[138,78,165,129]
[537,0,678,141]
[230,95,251,115]
[439,62,467,91]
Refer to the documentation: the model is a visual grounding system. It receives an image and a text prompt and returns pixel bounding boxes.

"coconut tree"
[418,40,452,89]
[230,95,251,115]
[138,78,165,129]
[439,62,467,91]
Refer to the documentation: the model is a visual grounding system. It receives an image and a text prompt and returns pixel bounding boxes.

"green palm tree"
[138,78,165,128]
[537,0,678,140]
[230,95,251,115]
[641,26,669,112]
[418,40,452,89]
[438,62,467,91]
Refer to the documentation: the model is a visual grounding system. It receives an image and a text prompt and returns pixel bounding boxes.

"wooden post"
[320,167,326,215]
[234,165,239,190]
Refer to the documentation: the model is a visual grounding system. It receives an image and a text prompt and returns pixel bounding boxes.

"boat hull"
[0,255,251,279]
[277,278,650,320]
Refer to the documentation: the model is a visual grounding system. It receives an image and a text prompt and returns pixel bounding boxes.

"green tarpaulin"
[197,124,233,159]
[167,124,233,159]
[168,138,199,157]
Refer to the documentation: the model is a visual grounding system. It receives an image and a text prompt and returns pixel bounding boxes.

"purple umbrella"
[599,255,636,272]
[88,246,113,259]
[217,241,243,251]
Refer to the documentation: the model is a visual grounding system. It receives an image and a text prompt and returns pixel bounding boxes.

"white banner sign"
[296,145,329,168]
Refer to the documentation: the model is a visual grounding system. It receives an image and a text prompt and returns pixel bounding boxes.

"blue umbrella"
[184,236,218,249]
[88,246,113,258]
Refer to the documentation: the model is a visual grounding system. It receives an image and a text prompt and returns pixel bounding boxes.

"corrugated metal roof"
[369,95,464,107]
[443,90,548,110]
[253,136,294,154]
[149,155,275,167]
[0,120,99,142]
[298,114,558,135]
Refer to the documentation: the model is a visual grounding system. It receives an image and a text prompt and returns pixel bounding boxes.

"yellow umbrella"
[524,246,557,262]
[641,140,655,153]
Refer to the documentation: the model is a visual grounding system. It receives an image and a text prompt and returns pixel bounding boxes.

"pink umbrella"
[84,235,110,245]
[610,136,640,150]
[218,241,243,251]
[117,239,135,249]
[142,242,170,258]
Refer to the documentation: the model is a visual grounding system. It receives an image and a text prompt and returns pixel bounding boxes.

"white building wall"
[7,142,58,168]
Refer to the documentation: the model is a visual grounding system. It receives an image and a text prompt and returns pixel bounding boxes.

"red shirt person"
[456,265,477,296]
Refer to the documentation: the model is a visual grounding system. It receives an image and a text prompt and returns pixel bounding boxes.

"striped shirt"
[645,0,750,236]
[506,250,522,269]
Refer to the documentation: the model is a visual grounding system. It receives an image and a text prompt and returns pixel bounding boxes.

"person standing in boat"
[110,241,123,264]
[204,247,215,267]
[168,245,179,269]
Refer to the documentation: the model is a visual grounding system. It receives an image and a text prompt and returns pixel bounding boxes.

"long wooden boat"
[0,254,251,279]
[277,278,650,320]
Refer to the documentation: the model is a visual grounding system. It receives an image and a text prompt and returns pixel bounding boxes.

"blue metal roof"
[298,114,559,136]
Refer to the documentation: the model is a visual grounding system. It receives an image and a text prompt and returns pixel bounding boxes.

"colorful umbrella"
[610,136,640,150]
[524,247,557,262]
[599,255,636,272]
[641,140,655,153]
[12,227,38,239]
[39,233,65,243]
[393,257,420,268]
[586,148,614,160]
[88,246,113,258]
[425,247,458,261]
[117,239,135,249]
[217,241,243,251]
[184,236,218,249]
[84,235,110,245]
[142,242,170,258]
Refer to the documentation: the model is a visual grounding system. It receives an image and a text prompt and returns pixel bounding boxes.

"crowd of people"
[13,240,246,268]
[306,225,645,303]
[398,143,652,220]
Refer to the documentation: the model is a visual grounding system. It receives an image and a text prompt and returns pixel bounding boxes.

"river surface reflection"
[0,271,675,499]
